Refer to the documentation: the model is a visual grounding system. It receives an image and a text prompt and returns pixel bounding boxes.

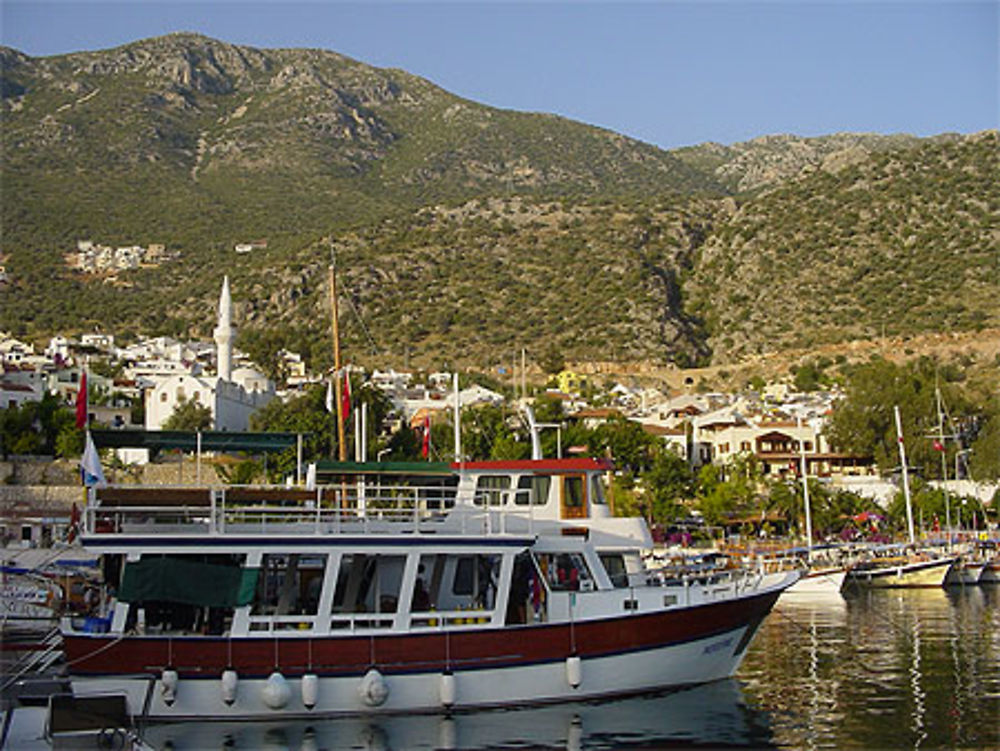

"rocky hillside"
[672,132,947,193]
[686,131,999,362]
[1,34,997,372]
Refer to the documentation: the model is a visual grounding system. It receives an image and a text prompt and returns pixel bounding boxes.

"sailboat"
[783,421,846,596]
[845,406,956,589]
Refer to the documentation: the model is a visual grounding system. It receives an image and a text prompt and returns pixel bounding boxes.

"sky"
[1,1,997,150]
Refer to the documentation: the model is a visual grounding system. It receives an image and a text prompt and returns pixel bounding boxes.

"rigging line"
[343,290,380,356]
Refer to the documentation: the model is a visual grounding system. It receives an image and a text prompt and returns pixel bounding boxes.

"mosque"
[144,277,275,431]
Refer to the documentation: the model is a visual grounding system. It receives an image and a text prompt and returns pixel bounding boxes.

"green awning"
[119,557,258,607]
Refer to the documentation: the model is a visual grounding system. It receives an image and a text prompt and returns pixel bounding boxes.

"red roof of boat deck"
[452,458,613,472]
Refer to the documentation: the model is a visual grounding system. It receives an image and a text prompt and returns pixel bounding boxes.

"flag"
[422,415,431,459]
[341,372,352,422]
[932,439,945,452]
[305,463,317,491]
[67,503,81,543]
[75,371,88,429]
[80,431,106,488]
[325,378,334,413]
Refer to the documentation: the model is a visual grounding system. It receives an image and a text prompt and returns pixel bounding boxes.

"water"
[137,587,998,750]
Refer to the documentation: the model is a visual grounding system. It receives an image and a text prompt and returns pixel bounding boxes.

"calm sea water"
[141,587,999,750]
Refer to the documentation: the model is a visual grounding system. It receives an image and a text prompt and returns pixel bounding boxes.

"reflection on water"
[143,679,775,750]
[740,586,1000,750]
[141,588,998,750]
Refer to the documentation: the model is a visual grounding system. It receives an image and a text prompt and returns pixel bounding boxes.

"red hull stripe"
[65,590,779,678]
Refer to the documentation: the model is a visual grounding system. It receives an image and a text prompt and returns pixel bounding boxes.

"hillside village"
[1,276,945,507]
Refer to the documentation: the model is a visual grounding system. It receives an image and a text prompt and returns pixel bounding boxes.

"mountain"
[1,34,997,373]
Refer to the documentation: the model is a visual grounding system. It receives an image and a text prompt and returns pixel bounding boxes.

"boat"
[944,554,987,586]
[844,545,955,588]
[59,457,797,720]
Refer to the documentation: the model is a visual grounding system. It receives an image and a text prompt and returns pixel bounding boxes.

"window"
[599,554,627,587]
[448,554,501,610]
[332,554,405,614]
[535,552,594,592]
[252,554,327,616]
[474,475,511,506]
[160,393,167,403]
[589,475,606,505]
[514,475,551,506]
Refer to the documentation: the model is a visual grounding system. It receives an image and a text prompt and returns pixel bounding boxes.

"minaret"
[214,275,233,382]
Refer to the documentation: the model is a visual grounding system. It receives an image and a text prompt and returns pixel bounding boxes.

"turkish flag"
[932,439,945,452]
[75,372,88,429]
[422,415,431,459]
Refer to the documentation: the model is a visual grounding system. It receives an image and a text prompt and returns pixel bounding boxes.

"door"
[560,474,587,519]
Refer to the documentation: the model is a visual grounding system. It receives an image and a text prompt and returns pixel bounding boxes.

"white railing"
[84,484,540,538]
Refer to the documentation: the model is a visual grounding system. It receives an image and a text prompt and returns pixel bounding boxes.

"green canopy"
[119,557,258,607]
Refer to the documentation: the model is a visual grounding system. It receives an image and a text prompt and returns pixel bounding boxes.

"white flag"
[305,463,317,491]
[325,378,334,413]
[80,431,107,488]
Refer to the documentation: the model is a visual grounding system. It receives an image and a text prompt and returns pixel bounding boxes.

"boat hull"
[783,567,846,596]
[64,584,786,719]
[944,561,986,586]
[845,557,954,589]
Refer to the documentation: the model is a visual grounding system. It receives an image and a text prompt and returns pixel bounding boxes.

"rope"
[65,631,128,667]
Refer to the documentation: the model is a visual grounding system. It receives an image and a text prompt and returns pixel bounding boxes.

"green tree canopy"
[162,396,213,432]
[826,357,971,479]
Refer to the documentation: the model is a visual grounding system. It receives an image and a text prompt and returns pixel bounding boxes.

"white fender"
[160,669,178,706]
[566,654,582,688]
[439,671,456,708]
[262,671,291,710]
[358,668,389,707]
[301,673,319,709]
[221,669,239,706]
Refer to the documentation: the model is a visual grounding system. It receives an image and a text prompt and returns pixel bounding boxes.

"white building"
[145,277,274,432]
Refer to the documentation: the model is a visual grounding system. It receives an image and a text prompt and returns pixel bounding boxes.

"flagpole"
[329,245,346,461]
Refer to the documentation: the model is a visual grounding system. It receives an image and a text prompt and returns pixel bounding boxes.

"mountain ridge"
[1,34,996,373]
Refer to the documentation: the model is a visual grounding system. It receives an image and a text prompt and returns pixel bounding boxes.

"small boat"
[944,557,987,586]
[844,546,956,588]
[61,458,797,720]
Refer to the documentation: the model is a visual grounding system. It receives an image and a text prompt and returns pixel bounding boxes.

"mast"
[329,245,347,461]
[935,382,952,548]
[798,420,813,560]
[894,405,916,546]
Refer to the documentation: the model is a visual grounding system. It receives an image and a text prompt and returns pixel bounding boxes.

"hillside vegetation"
[1,34,997,372]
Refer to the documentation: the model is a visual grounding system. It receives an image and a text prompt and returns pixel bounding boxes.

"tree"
[641,447,693,524]
[592,417,656,474]
[695,454,762,527]
[826,357,970,479]
[162,396,213,432]
[968,411,1000,480]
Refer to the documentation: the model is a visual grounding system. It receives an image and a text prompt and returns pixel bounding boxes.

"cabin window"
[589,475,606,505]
[599,553,628,588]
[251,554,327,616]
[514,475,551,506]
[474,475,511,506]
[332,554,405,615]
[448,554,501,609]
[535,552,594,592]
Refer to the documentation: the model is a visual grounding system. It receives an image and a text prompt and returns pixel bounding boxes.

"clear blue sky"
[1,1,996,149]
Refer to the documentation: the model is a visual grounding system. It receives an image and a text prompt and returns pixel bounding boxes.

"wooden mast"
[329,245,347,461]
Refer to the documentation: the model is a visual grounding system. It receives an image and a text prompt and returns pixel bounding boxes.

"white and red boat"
[62,458,796,720]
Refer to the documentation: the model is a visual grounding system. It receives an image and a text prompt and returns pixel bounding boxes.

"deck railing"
[84,485,536,537]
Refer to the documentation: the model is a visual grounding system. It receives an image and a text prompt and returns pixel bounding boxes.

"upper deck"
[83,458,652,550]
